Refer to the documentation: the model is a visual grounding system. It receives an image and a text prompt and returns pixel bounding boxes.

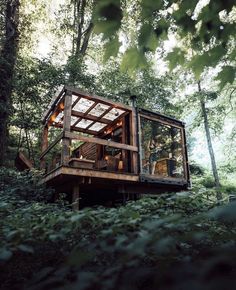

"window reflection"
[140,117,184,178]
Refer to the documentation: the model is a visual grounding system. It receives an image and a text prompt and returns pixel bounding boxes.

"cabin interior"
[40,86,190,207]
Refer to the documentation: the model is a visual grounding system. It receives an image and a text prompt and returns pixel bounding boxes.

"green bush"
[0,167,53,202]
[1,168,236,290]
[189,162,205,176]
[201,175,216,188]
[221,184,236,195]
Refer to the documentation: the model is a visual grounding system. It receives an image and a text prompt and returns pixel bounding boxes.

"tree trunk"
[198,81,222,200]
[73,0,94,58]
[0,0,20,166]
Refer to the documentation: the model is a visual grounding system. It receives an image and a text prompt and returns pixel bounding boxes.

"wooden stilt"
[72,184,80,210]
[40,125,48,170]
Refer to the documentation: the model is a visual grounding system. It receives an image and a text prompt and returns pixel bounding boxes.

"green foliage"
[120,47,149,74]
[1,169,236,290]
[0,167,53,202]
[215,65,236,89]
[166,47,186,71]
[188,46,227,79]
[189,161,205,176]
[201,175,216,188]
[96,62,179,116]
[93,0,122,39]
[93,0,235,87]
[103,35,121,61]
[138,23,158,52]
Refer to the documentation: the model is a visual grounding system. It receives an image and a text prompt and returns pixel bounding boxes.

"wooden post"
[72,184,80,210]
[122,116,128,171]
[182,126,191,188]
[130,108,138,174]
[61,90,72,166]
[40,125,48,170]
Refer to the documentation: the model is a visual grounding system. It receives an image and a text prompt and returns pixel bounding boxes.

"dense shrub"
[189,162,205,176]
[221,184,236,195]
[0,167,53,202]
[1,168,236,290]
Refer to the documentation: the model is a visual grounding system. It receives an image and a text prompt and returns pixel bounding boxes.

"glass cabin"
[40,86,190,206]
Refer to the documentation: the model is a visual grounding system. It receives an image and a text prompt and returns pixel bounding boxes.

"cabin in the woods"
[40,86,190,208]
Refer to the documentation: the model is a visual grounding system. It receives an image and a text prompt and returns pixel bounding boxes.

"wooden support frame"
[64,131,138,152]
[42,87,65,125]
[130,108,139,174]
[182,125,191,186]
[139,112,184,130]
[40,125,49,169]
[61,90,72,166]
[65,85,132,112]
[71,110,110,124]
[40,132,63,160]
[138,112,188,181]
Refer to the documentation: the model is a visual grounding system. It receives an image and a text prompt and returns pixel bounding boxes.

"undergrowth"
[0,168,236,290]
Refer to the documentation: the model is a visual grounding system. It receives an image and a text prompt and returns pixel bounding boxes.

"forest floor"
[1,168,236,290]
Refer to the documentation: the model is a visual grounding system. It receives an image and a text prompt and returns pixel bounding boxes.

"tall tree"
[72,0,95,57]
[0,0,20,166]
[197,81,222,200]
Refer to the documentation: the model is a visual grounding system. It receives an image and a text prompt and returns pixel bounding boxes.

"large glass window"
[140,117,185,178]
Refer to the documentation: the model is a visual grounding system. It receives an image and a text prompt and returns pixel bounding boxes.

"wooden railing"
[40,131,138,174]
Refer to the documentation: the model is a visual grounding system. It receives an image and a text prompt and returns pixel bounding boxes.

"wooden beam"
[41,165,139,183]
[138,108,184,126]
[15,151,33,171]
[40,132,63,160]
[96,111,129,135]
[181,127,189,181]
[42,87,65,124]
[85,106,113,131]
[71,110,110,124]
[65,86,132,111]
[182,125,190,185]
[130,109,138,174]
[61,166,139,182]
[72,101,98,127]
[140,173,187,185]
[54,122,98,136]
[61,90,72,165]
[40,125,49,169]
[64,131,138,152]
[139,113,183,129]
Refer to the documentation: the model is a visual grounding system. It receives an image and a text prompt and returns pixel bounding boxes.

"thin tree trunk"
[80,22,94,56]
[0,0,20,166]
[73,0,94,58]
[198,81,222,200]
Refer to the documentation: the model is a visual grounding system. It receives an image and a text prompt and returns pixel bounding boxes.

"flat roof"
[42,86,132,135]
[42,86,185,135]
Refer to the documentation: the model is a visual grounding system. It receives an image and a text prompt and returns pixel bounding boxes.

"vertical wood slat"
[182,126,190,186]
[130,108,138,174]
[137,113,143,174]
[121,116,127,171]
[61,90,72,166]
[40,125,48,170]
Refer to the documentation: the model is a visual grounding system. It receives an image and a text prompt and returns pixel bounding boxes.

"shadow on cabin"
[40,86,190,209]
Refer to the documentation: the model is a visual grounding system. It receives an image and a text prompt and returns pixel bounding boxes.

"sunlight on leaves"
[120,47,148,75]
